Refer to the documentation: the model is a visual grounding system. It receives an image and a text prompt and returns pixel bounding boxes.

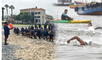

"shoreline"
[2,33,55,60]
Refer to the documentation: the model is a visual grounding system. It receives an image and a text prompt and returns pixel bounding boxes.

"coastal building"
[20,7,46,24]
[46,15,53,21]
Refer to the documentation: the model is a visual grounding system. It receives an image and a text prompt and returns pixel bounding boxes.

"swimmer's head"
[88,22,92,27]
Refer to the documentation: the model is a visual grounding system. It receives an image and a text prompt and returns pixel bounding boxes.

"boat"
[68,0,88,8]
[74,1,85,4]
[68,4,86,8]
[54,0,74,6]
[51,20,91,23]
[54,3,74,6]
[75,3,102,15]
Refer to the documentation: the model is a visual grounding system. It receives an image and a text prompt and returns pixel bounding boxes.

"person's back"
[36,29,42,39]
[44,24,48,29]
[3,22,10,45]
[48,30,55,42]
[21,27,24,32]
[16,28,20,35]
[21,27,25,35]
[4,25,10,36]
[30,27,33,31]
[43,29,48,36]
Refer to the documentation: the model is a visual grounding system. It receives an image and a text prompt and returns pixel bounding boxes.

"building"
[46,15,53,21]
[20,7,46,24]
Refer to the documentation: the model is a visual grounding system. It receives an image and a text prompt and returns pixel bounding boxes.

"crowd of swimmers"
[13,23,56,42]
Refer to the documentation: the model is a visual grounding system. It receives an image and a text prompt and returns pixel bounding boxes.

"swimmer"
[67,36,92,45]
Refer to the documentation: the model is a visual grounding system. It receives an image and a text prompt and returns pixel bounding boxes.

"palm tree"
[5,4,9,20]
[9,5,15,18]
[2,7,5,21]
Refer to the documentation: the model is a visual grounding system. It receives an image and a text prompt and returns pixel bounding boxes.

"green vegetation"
[13,12,34,24]
[9,5,15,17]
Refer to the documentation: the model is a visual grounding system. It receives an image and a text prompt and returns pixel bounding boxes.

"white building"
[20,7,46,24]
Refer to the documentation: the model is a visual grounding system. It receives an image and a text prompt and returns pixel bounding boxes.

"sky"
[1,0,56,15]
[1,0,102,18]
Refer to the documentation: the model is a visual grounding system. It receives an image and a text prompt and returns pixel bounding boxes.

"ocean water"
[55,23,102,60]
[54,7,102,60]
[54,12,102,60]
[42,0,102,60]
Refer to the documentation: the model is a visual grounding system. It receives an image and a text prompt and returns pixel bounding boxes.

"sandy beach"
[2,30,55,60]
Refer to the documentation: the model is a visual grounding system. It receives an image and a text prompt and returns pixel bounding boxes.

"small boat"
[54,0,74,6]
[75,3,102,15]
[68,4,86,8]
[51,20,91,23]
[68,0,87,8]
[74,1,85,4]
[54,3,74,6]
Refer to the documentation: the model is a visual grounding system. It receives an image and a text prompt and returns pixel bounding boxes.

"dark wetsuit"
[36,28,42,39]
[42,29,49,40]
[4,25,10,45]
[4,26,10,37]
[61,13,73,20]
[21,27,25,35]
[48,30,55,42]
[16,28,20,35]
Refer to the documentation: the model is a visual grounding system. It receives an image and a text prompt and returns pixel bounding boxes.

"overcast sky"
[1,0,57,15]
[1,0,101,18]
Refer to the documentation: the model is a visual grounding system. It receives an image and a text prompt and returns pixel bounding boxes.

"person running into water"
[61,9,73,20]
[3,22,10,45]
[67,36,90,45]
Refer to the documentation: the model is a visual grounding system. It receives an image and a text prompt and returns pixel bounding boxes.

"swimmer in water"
[67,36,92,45]
[87,22,96,32]
[88,22,93,26]
[88,22,102,31]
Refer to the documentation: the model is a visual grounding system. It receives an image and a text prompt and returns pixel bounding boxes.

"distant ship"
[54,0,74,6]
[75,2,102,15]
[68,1,88,8]
[74,1,85,4]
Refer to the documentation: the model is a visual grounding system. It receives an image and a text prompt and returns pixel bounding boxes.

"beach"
[2,30,55,60]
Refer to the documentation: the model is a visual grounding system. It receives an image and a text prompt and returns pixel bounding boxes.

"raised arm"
[67,36,87,45]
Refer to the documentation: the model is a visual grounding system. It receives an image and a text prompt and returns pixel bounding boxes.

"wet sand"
[2,32,55,60]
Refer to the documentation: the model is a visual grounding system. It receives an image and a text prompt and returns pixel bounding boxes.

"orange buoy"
[9,23,13,29]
